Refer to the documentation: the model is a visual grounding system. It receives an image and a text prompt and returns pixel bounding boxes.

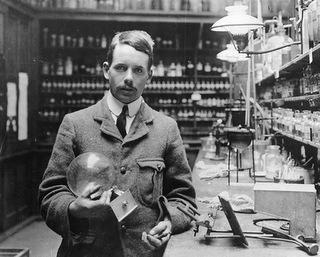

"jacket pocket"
[137,158,166,207]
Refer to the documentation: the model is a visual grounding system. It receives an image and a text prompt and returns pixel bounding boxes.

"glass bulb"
[67,152,115,196]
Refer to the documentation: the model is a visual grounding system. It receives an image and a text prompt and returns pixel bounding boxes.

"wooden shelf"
[151,103,193,108]
[197,90,229,95]
[41,90,106,95]
[143,90,194,94]
[37,8,221,24]
[261,94,320,108]
[273,129,320,149]
[256,44,320,86]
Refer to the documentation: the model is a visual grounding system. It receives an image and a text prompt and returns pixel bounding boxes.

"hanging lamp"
[211,3,263,36]
[217,43,249,63]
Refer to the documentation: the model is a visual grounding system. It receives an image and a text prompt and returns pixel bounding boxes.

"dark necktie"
[116,105,128,138]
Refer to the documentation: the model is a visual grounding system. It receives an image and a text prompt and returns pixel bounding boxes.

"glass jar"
[203,132,216,152]
[264,145,282,179]
[202,132,217,159]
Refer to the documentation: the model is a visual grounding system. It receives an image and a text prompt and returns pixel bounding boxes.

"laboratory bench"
[164,148,320,257]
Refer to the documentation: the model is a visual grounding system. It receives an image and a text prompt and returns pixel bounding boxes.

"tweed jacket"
[38,95,196,257]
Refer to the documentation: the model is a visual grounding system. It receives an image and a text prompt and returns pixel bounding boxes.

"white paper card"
[7,82,17,117]
[18,72,28,140]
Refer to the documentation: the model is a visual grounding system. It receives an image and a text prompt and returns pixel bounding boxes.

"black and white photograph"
[0,0,319,256]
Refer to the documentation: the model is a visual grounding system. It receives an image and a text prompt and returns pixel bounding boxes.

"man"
[38,30,196,257]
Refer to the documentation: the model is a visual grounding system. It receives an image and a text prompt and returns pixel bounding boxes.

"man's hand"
[68,182,112,219]
[142,216,172,250]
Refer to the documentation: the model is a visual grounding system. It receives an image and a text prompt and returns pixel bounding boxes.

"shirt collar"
[107,90,142,117]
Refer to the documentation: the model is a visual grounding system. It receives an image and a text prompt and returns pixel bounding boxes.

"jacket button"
[121,224,127,233]
[120,166,126,174]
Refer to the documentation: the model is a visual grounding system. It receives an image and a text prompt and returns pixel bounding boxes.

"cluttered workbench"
[164,147,320,257]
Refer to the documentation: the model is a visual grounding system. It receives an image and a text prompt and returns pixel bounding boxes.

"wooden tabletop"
[164,148,320,257]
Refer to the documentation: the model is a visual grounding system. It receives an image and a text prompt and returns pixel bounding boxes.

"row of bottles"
[197,98,229,107]
[147,97,192,106]
[34,0,220,13]
[155,36,226,50]
[41,59,227,78]
[40,77,230,93]
[145,79,230,91]
[300,65,320,95]
[42,95,229,110]
[153,61,185,77]
[41,77,108,92]
[39,108,72,121]
[42,56,103,76]
[256,2,320,76]
[41,57,228,78]
[195,109,227,119]
[143,96,229,108]
[272,107,320,144]
[158,107,226,119]
[196,80,230,91]
[153,60,227,78]
[43,27,226,50]
[43,95,99,106]
[258,11,300,76]
[146,80,194,91]
[39,105,226,122]
[272,65,320,99]
[42,27,109,49]
[273,77,300,99]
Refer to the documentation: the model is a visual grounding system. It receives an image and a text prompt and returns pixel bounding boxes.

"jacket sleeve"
[162,120,197,234]
[38,114,89,238]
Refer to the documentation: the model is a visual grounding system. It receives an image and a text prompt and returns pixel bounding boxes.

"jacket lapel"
[125,102,154,144]
[93,96,123,140]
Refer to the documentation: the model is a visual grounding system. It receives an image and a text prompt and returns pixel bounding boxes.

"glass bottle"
[204,62,211,75]
[315,112,320,143]
[266,13,288,72]
[203,132,216,153]
[101,34,108,48]
[56,57,64,76]
[196,61,203,75]
[157,60,165,77]
[43,27,49,48]
[168,62,176,77]
[181,0,190,11]
[186,61,194,76]
[264,145,282,179]
[65,56,73,76]
[176,62,183,77]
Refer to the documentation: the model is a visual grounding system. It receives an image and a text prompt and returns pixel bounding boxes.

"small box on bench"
[254,183,316,241]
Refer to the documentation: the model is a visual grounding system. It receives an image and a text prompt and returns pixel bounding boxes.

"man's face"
[105,44,152,104]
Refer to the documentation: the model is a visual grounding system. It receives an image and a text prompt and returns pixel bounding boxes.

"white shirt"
[106,91,142,135]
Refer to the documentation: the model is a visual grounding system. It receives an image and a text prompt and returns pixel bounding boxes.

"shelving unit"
[37,9,231,146]
[257,44,320,184]
[257,44,320,87]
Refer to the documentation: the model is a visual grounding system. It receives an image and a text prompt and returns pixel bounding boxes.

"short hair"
[107,30,155,70]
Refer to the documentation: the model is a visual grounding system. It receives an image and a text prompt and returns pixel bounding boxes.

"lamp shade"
[211,5,263,36]
[217,44,248,63]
